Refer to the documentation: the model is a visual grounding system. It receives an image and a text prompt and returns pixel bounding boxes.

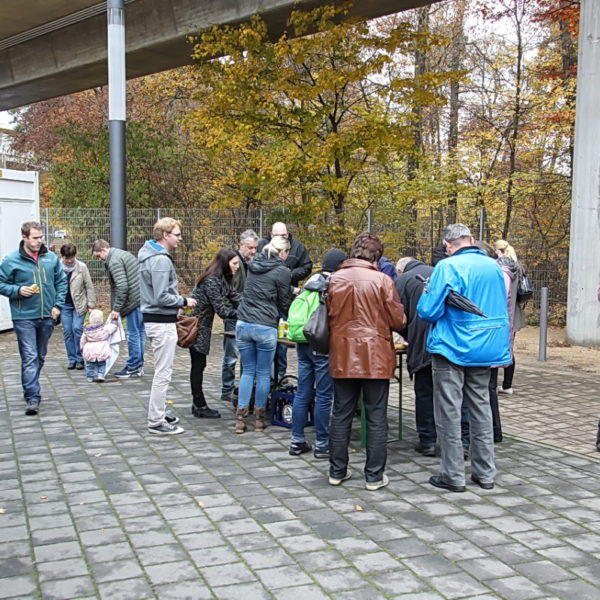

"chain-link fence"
[40,204,568,324]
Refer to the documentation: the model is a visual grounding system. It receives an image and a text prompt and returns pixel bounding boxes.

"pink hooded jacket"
[80,321,118,362]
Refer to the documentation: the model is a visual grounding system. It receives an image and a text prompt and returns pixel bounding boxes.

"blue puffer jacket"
[417,246,510,367]
[0,242,67,320]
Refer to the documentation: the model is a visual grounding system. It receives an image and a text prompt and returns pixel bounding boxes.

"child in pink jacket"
[80,310,118,382]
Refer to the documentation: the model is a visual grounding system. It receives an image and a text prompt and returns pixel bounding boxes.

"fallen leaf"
[166,400,174,405]
[94,453,102,457]
[0,508,6,514]
[355,505,364,511]
[197,501,205,508]
[40,496,48,500]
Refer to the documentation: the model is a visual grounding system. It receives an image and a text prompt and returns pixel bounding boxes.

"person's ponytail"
[263,235,290,258]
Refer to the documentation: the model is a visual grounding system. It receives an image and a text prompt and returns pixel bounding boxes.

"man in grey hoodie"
[138,217,197,435]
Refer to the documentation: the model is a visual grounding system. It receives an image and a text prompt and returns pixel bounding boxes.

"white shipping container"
[0,169,40,331]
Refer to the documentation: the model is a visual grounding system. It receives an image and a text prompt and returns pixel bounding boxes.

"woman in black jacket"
[235,236,292,433]
[190,248,241,419]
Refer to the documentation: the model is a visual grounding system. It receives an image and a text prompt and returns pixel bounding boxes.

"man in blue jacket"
[0,221,67,416]
[417,224,510,492]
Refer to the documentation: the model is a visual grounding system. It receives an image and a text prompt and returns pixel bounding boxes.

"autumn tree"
[185,3,450,248]
[11,81,206,209]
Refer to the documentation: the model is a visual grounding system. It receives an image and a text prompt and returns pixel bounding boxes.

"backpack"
[287,289,322,342]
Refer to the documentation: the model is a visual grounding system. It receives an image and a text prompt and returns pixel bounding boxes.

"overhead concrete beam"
[0,0,437,110]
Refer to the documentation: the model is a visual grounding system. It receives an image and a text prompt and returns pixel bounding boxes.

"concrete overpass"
[0,0,433,110]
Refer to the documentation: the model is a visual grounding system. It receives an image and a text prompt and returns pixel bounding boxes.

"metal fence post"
[157,208,161,220]
[538,286,549,361]
[259,209,264,240]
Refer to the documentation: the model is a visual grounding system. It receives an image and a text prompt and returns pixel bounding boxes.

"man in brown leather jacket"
[327,233,406,491]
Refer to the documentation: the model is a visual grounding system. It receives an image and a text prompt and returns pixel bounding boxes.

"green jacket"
[0,242,67,320]
[104,247,140,317]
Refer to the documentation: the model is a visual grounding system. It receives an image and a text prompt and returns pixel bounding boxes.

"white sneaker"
[497,386,513,395]
[366,474,389,491]
[148,422,184,435]
[329,472,352,486]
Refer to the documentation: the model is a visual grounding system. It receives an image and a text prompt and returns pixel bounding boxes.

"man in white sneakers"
[138,217,196,435]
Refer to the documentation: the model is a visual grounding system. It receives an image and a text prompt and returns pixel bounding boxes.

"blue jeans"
[86,360,106,378]
[221,318,238,397]
[61,304,85,364]
[13,318,55,404]
[124,308,146,371]
[291,343,333,450]
[276,343,288,381]
[236,320,277,409]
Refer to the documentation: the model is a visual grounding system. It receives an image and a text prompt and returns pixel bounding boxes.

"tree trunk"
[447,0,466,225]
[503,2,524,239]
[558,0,577,183]
[406,5,430,255]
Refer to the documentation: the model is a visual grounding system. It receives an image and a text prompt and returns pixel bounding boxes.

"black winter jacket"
[237,252,292,329]
[395,259,433,377]
[257,234,312,286]
[191,275,241,355]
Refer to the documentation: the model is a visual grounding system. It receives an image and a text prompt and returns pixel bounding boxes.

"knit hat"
[89,309,104,325]
[322,249,347,273]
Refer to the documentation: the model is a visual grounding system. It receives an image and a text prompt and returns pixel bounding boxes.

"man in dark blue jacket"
[418,224,510,492]
[0,221,67,416]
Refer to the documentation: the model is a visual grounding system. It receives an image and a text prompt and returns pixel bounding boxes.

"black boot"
[192,404,221,419]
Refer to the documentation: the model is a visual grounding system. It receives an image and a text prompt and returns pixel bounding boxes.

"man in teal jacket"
[0,221,67,416]
[417,224,510,492]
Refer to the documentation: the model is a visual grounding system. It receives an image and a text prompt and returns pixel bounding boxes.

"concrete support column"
[566,0,600,345]
[108,0,127,250]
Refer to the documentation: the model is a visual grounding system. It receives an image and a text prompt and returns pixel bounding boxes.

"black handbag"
[303,293,329,354]
[517,266,534,303]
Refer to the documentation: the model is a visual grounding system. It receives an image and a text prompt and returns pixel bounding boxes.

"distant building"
[0,128,36,170]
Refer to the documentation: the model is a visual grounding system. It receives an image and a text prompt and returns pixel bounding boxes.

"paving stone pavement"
[1,329,600,599]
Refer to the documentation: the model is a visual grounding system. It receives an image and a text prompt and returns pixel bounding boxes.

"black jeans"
[489,368,502,440]
[414,365,436,447]
[502,359,515,389]
[190,349,207,409]
[330,379,389,483]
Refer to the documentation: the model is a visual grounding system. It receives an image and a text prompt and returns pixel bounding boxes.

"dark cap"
[322,249,347,273]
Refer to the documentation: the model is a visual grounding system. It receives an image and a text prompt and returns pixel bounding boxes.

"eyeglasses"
[169,232,182,238]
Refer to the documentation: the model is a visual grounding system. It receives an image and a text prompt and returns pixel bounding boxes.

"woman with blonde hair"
[234,235,292,434]
[494,240,518,262]
[493,239,525,395]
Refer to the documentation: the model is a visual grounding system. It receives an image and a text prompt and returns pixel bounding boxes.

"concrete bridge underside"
[0,0,433,111]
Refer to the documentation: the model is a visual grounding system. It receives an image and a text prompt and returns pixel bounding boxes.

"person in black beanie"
[287,249,346,459]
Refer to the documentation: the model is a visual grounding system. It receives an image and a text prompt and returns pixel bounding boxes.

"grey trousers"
[145,322,177,427]
[432,354,495,486]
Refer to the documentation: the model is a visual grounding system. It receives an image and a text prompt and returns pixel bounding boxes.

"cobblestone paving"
[1,330,600,599]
